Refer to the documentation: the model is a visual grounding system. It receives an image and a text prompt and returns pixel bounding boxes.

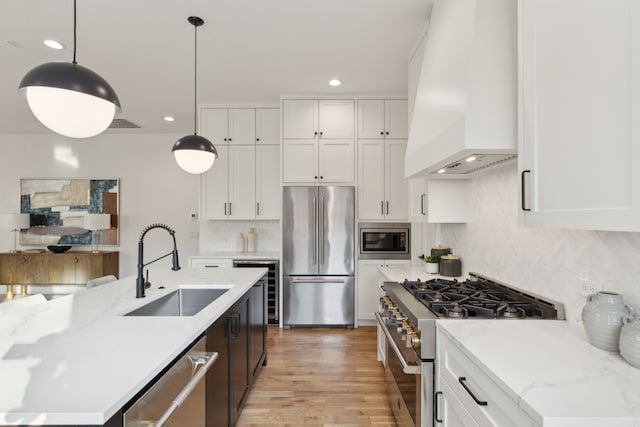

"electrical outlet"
[576,278,601,297]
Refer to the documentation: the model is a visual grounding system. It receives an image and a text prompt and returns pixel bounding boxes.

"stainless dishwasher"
[123,336,217,427]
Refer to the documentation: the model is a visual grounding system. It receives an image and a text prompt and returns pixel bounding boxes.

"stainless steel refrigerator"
[282,186,355,327]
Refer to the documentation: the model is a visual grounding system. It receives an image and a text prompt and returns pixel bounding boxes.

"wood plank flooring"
[237,326,396,426]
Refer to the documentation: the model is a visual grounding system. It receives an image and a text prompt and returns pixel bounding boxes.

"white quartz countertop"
[0,267,267,425]
[193,251,280,259]
[437,320,640,426]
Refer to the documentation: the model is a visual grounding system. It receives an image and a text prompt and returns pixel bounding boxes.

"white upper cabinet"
[358,100,408,140]
[358,139,408,221]
[255,108,280,144]
[256,145,280,219]
[201,108,255,144]
[282,100,318,139]
[200,106,281,220]
[519,0,640,231]
[282,99,355,184]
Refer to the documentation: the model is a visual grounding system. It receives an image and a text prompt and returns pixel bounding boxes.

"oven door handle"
[375,312,420,375]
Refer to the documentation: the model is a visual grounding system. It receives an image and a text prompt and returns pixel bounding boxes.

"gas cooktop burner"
[400,275,561,319]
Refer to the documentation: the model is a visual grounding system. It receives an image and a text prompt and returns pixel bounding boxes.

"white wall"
[0,133,201,279]
[435,163,640,324]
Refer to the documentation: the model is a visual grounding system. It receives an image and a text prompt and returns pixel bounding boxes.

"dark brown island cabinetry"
[207,275,267,427]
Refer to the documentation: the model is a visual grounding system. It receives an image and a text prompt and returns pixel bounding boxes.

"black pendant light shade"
[172,134,218,174]
[172,16,217,174]
[18,0,120,139]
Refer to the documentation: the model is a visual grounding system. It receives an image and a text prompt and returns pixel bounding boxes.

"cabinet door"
[206,314,230,427]
[318,99,354,139]
[201,145,229,219]
[23,254,48,284]
[228,108,255,144]
[520,0,640,231]
[318,139,355,183]
[255,108,280,144]
[357,99,385,139]
[200,108,229,145]
[358,139,385,220]
[357,260,385,321]
[256,145,281,219]
[436,379,479,427]
[283,99,317,139]
[384,139,408,220]
[282,139,319,183]
[230,296,250,426]
[48,254,78,284]
[249,279,266,379]
[384,100,408,139]
[228,145,256,220]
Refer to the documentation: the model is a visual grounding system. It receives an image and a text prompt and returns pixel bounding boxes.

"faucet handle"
[144,269,151,289]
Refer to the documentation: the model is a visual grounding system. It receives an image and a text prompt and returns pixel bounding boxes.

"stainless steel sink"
[124,285,232,317]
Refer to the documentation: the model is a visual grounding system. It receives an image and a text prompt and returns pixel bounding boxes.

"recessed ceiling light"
[465,156,477,162]
[329,79,342,87]
[44,39,65,50]
[437,168,446,174]
[164,116,175,122]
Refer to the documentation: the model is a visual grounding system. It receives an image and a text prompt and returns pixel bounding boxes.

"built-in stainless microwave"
[358,223,410,260]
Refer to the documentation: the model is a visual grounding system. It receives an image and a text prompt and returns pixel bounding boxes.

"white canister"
[620,315,640,369]
[425,262,439,274]
[236,232,246,253]
[581,291,632,352]
[247,228,257,253]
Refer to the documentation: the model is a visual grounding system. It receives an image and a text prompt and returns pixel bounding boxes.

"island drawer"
[189,257,234,268]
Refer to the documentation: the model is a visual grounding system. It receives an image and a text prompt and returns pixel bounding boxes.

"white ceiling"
[0,0,430,135]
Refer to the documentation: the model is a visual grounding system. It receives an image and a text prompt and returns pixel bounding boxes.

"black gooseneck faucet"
[136,223,181,298]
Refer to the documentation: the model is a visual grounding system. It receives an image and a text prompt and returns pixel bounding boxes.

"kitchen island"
[0,267,267,426]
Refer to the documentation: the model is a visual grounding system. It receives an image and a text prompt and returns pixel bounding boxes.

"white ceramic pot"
[620,315,640,369]
[581,291,632,352]
[425,262,439,274]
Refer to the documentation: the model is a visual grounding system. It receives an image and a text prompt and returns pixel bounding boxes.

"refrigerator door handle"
[320,196,325,265]
[291,278,346,284]
[312,196,317,265]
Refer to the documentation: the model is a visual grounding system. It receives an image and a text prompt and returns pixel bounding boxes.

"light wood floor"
[237,326,396,427]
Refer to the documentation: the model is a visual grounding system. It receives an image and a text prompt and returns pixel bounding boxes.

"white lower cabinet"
[357,259,410,322]
[435,377,478,427]
[436,327,537,426]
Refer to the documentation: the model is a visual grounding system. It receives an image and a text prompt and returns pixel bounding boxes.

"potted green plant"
[420,254,440,274]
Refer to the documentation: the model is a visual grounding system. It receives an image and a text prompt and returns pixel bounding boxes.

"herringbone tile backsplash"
[437,164,640,323]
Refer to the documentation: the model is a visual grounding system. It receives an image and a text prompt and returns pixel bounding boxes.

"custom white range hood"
[405,0,517,178]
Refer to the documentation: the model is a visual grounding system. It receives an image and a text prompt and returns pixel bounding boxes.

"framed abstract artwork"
[20,178,119,247]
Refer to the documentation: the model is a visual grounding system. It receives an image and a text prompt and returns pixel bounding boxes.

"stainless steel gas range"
[375,273,565,427]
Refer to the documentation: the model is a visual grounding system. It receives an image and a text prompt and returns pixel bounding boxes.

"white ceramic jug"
[620,315,640,368]
[582,291,632,352]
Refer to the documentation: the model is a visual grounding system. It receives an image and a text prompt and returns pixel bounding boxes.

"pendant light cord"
[72,0,77,64]
[193,22,198,135]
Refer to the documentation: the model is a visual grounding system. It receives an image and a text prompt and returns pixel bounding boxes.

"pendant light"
[172,16,217,174]
[18,0,121,139]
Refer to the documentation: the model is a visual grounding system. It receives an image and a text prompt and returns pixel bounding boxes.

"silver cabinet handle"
[203,265,220,268]
[421,194,426,215]
[291,278,345,284]
[386,201,389,215]
[155,352,219,427]
[256,202,260,216]
[224,202,227,215]
[229,202,232,216]
[381,201,384,215]
[320,196,325,265]
[312,197,317,265]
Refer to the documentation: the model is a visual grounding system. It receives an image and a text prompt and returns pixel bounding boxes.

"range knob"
[407,330,421,350]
